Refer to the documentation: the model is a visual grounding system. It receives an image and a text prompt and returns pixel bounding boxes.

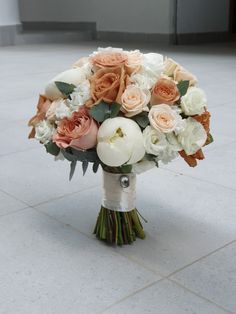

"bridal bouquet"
[28,47,213,245]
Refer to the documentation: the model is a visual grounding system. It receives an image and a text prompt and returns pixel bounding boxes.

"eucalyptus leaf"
[92,161,100,173]
[134,113,149,129]
[45,141,60,156]
[110,102,121,118]
[89,102,110,122]
[82,160,89,176]
[69,160,77,181]
[55,81,76,97]
[177,80,190,96]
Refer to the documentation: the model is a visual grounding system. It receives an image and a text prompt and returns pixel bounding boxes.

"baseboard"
[176,31,231,44]
[22,21,96,33]
[97,31,174,44]
[0,24,22,46]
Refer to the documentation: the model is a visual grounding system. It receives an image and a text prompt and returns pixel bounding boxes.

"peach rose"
[53,106,98,150]
[174,65,197,86]
[90,51,127,69]
[151,78,180,106]
[148,104,184,133]
[121,85,150,117]
[28,95,52,139]
[125,50,143,75]
[88,66,127,107]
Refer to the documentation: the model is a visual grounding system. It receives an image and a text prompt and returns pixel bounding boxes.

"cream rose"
[125,50,143,74]
[148,104,184,133]
[35,120,54,144]
[121,86,150,117]
[181,87,207,116]
[143,126,167,156]
[177,117,207,155]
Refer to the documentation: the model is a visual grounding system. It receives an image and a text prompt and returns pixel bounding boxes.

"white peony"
[67,80,91,112]
[177,117,207,155]
[97,117,145,167]
[181,87,207,116]
[143,126,167,156]
[45,68,86,100]
[35,120,54,144]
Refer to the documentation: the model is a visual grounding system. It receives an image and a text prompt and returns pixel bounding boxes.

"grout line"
[0,182,100,209]
[161,167,236,193]
[97,278,165,314]
[0,146,40,158]
[168,279,235,314]
[0,206,30,219]
[32,183,101,207]
[166,239,236,278]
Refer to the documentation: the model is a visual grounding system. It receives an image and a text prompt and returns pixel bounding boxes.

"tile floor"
[0,41,236,314]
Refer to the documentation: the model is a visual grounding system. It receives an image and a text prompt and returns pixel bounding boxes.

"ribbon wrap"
[102,171,136,212]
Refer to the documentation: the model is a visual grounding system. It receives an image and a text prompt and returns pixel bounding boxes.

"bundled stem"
[94,206,145,245]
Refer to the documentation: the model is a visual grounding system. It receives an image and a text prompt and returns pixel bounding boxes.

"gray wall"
[177,0,230,33]
[20,0,174,34]
[0,0,20,25]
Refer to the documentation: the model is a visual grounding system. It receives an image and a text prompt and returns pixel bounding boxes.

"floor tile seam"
[166,239,236,278]
[31,206,164,278]
[0,183,100,208]
[0,206,30,219]
[0,146,40,158]
[97,278,165,314]
[160,168,236,192]
[168,278,235,314]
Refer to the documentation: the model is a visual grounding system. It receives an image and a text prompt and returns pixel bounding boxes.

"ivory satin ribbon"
[102,171,136,212]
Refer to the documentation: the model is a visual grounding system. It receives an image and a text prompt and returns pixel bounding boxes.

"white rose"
[121,85,150,117]
[97,117,145,167]
[46,99,71,122]
[130,69,158,90]
[177,117,207,155]
[35,120,54,144]
[181,87,207,116]
[143,53,164,77]
[148,104,185,134]
[67,80,91,112]
[143,126,167,156]
[130,53,164,90]
[45,68,86,100]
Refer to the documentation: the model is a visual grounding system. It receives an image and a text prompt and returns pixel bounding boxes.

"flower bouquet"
[28,47,213,245]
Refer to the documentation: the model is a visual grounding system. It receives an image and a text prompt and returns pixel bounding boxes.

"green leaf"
[110,102,121,118]
[61,149,78,162]
[134,114,149,129]
[45,141,60,156]
[177,80,190,96]
[120,164,132,173]
[92,161,100,173]
[69,160,77,181]
[55,81,76,97]
[82,160,89,176]
[89,102,110,122]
